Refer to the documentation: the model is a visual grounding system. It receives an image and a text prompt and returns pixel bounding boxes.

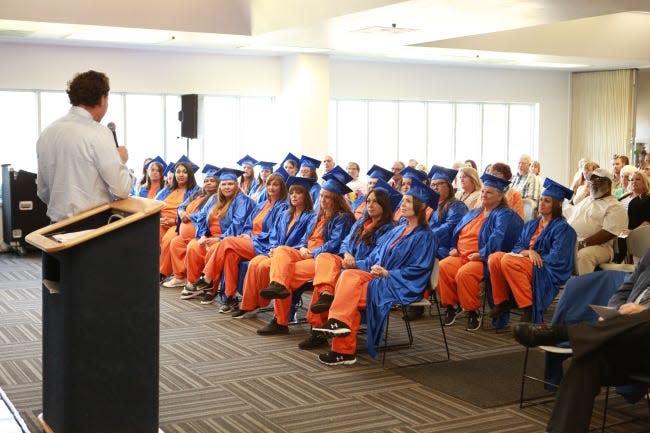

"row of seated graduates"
[150,152,576,365]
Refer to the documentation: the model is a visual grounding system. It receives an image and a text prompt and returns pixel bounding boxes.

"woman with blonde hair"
[455,166,482,209]
[571,161,599,206]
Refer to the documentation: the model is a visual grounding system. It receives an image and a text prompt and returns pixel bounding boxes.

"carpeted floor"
[0,252,648,433]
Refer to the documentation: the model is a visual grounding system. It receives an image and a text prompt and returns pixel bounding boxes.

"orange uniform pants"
[215,237,256,297]
[267,246,317,325]
[487,252,533,308]
[159,226,177,276]
[184,239,220,283]
[240,254,276,315]
[327,269,375,355]
[438,255,484,310]
[306,253,344,328]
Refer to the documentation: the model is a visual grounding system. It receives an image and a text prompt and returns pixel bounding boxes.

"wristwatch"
[579,239,587,248]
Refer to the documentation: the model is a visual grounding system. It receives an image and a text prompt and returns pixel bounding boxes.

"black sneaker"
[218,296,239,313]
[488,300,515,318]
[193,276,212,292]
[466,310,482,331]
[200,291,217,305]
[260,281,290,299]
[310,293,334,313]
[256,318,289,335]
[520,306,533,323]
[312,318,351,336]
[318,351,357,366]
[444,305,463,326]
[298,332,329,350]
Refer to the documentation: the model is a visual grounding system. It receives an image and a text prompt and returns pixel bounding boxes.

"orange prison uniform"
[307,220,376,328]
[507,189,524,220]
[147,185,160,199]
[268,216,327,326]
[488,220,543,307]
[159,196,204,276]
[438,212,485,310]
[240,254,274,312]
[203,202,272,296]
[239,211,302,314]
[354,201,366,220]
[173,215,221,281]
[159,189,185,240]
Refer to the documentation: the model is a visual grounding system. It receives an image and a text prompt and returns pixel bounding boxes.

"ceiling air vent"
[354,25,417,35]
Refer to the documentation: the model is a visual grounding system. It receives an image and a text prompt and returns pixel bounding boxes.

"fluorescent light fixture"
[240,45,329,54]
[65,28,171,44]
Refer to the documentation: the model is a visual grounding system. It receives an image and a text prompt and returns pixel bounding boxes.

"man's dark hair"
[67,70,110,107]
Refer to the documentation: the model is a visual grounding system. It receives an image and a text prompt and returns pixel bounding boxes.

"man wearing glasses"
[566,168,627,275]
[388,160,405,191]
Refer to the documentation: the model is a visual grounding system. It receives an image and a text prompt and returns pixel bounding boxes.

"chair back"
[626,225,650,259]
[522,199,536,222]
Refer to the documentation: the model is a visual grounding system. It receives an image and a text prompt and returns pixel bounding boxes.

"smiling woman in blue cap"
[298,154,322,204]
[155,155,201,241]
[313,179,438,365]
[249,160,276,203]
[254,166,355,336]
[438,172,524,331]
[237,155,258,195]
[487,178,577,324]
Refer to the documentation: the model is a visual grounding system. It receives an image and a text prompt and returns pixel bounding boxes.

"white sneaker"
[162,277,187,288]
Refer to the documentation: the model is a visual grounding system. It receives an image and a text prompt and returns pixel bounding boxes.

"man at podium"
[36,70,134,222]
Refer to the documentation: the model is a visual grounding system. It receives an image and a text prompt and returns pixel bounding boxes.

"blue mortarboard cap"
[202,164,220,174]
[366,164,392,182]
[163,162,175,176]
[299,155,321,170]
[400,166,427,183]
[215,167,245,181]
[322,165,353,185]
[256,161,276,171]
[176,155,199,173]
[145,156,167,172]
[406,179,440,210]
[273,166,290,181]
[281,152,299,166]
[203,169,218,179]
[480,173,510,192]
[237,155,258,168]
[286,176,316,190]
[322,178,353,195]
[372,178,403,212]
[542,178,574,201]
[428,165,458,183]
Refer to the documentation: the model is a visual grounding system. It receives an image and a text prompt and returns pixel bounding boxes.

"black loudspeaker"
[179,94,198,139]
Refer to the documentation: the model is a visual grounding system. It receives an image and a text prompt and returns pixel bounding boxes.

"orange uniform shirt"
[456,212,485,257]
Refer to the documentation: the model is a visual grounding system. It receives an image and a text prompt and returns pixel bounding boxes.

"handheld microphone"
[107,122,119,148]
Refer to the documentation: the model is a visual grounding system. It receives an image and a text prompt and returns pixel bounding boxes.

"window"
[124,94,164,175]
[330,99,539,177]
[0,91,38,172]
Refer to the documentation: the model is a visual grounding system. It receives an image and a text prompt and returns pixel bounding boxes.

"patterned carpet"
[0,252,647,433]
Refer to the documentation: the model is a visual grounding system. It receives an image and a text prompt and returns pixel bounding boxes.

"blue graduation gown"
[298,212,355,257]
[310,183,321,207]
[512,217,577,323]
[429,200,468,259]
[453,206,524,328]
[364,224,437,358]
[154,184,201,202]
[339,218,395,261]
[195,191,255,239]
[248,200,289,255]
[268,209,316,250]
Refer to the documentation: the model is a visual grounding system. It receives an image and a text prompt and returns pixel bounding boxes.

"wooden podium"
[26,198,164,433]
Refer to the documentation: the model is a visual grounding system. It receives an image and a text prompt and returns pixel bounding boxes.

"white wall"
[0,41,572,183]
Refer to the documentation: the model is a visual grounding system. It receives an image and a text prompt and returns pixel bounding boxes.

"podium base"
[38,414,165,433]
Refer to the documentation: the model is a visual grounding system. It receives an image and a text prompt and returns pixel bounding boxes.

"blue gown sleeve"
[311,214,354,257]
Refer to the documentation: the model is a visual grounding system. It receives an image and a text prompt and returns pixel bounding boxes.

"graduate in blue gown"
[428,165,468,259]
